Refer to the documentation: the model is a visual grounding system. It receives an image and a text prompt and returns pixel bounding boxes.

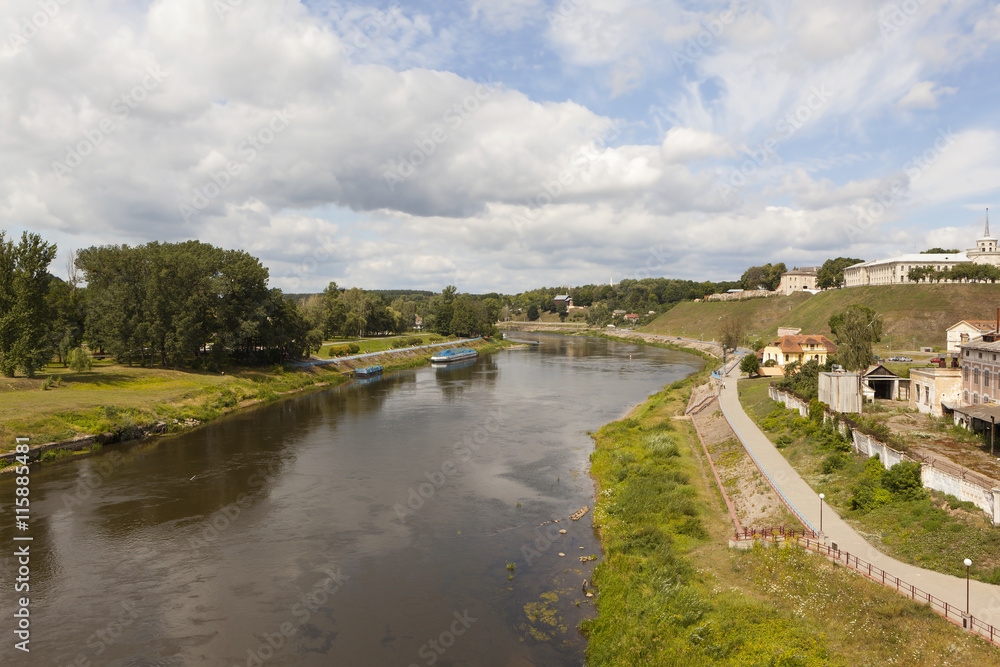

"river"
[0,332,703,666]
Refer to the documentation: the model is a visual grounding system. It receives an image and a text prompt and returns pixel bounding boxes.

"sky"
[2,0,1000,294]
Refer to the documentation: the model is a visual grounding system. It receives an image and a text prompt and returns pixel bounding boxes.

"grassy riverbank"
[584,373,998,664]
[738,378,1000,584]
[0,337,510,457]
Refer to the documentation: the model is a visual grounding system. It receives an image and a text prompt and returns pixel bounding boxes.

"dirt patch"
[692,401,799,528]
[885,411,1000,482]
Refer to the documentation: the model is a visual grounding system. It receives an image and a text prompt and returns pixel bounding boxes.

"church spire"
[987,208,991,238]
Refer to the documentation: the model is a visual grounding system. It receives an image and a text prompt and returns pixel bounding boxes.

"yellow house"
[762,334,838,367]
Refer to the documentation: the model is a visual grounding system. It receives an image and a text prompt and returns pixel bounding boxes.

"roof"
[947,319,996,333]
[554,294,570,300]
[783,267,818,276]
[767,334,838,355]
[863,364,899,378]
[959,336,1000,352]
[848,253,969,269]
[953,404,1000,422]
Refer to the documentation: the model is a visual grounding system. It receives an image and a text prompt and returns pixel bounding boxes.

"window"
[975,369,980,385]
[986,370,991,388]
[974,394,980,404]
[916,385,921,402]
[965,366,969,381]
[925,386,931,405]
[965,391,970,403]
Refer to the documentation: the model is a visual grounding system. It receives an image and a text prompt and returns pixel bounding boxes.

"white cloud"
[661,127,732,163]
[898,80,957,109]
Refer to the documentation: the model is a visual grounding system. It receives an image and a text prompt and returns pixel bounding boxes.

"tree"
[719,315,747,351]
[740,354,760,377]
[0,231,58,377]
[557,303,568,322]
[907,266,934,283]
[828,305,882,371]
[816,257,864,289]
[586,302,611,327]
[922,248,959,254]
[740,263,786,291]
[526,304,539,321]
[68,347,92,372]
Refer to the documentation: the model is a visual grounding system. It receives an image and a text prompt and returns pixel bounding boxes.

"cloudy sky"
[3,0,1000,293]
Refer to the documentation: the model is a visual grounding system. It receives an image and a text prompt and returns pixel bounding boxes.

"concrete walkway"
[719,363,1000,629]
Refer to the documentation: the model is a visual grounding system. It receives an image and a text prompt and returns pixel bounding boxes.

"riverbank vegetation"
[739,378,1000,584]
[584,374,998,665]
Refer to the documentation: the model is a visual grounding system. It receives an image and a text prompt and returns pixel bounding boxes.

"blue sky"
[3,0,1000,292]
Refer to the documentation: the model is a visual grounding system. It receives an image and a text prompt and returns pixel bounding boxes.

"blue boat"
[355,365,383,377]
[430,347,478,364]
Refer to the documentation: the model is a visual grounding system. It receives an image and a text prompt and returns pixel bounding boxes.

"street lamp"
[819,493,825,535]
[965,558,973,615]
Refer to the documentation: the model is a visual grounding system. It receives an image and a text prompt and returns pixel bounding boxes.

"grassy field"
[584,374,999,665]
[0,360,349,454]
[1,337,510,456]
[739,378,1000,583]
[643,284,1000,351]
[317,334,450,357]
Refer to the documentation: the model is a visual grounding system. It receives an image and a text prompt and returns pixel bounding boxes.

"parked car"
[888,356,913,362]
[929,357,943,364]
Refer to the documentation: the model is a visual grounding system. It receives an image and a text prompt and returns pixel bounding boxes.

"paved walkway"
[719,363,1000,628]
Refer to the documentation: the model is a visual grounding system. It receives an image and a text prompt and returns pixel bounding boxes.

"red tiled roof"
[769,334,837,354]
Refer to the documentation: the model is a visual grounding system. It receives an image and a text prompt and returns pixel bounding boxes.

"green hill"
[642,284,1000,352]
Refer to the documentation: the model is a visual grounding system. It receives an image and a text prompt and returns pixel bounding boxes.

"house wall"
[960,346,1000,405]
[909,368,961,416]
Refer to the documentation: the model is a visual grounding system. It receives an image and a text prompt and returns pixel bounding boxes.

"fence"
[769,385,1000,525]
[742,530,1000,648]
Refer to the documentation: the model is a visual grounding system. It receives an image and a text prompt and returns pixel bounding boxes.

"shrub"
[763,359,777,367]
[775,435,794,448]
[406,336,423,346]
[882,461,924,501]
[348,343,360,353]
[808,399,827,424]
[821,452,850,474]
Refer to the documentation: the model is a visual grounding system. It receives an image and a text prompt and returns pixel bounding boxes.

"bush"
[391,339,408,348]
[821,452,850,474]
[328,345,352,357]
[348,343,360,353]
[882,461,924,501]
[808,399,827,424]
[763,359,777,367]
[69,347,93,372]
[406,336,423,346]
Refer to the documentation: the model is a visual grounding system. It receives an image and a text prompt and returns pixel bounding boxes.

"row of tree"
[908,263,1000,283]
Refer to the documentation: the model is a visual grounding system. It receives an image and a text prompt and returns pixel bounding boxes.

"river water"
[0,333,702,666]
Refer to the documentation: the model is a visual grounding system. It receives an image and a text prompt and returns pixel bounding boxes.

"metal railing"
[740,530,1000,647]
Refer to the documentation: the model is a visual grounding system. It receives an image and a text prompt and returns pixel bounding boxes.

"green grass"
[643,283,1000,351]
[0,362,350,452]
[317,334,449,357]
[738,377,1000,583]
[585,375,1000,665]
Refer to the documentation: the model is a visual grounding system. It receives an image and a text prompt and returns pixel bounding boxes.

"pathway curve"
[719,361,1000,628]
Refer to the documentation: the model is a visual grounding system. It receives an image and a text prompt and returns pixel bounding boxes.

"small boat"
[354,365,383,377]
[430,347,478,364]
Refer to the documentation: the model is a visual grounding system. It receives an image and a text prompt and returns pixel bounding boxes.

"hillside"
[642,284,1000,350]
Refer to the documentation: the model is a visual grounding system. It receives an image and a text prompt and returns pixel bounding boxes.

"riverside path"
[719,362,1000,630]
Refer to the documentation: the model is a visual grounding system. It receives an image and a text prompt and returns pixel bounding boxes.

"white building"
[843,215,997,286]
[776,267,819,295]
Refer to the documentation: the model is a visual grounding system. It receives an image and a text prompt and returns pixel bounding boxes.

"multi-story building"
[959,335,1000,405]
[762,334,837,367]
[947,320,996,353]
[844,215,998,287]
[776,267,820,295]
